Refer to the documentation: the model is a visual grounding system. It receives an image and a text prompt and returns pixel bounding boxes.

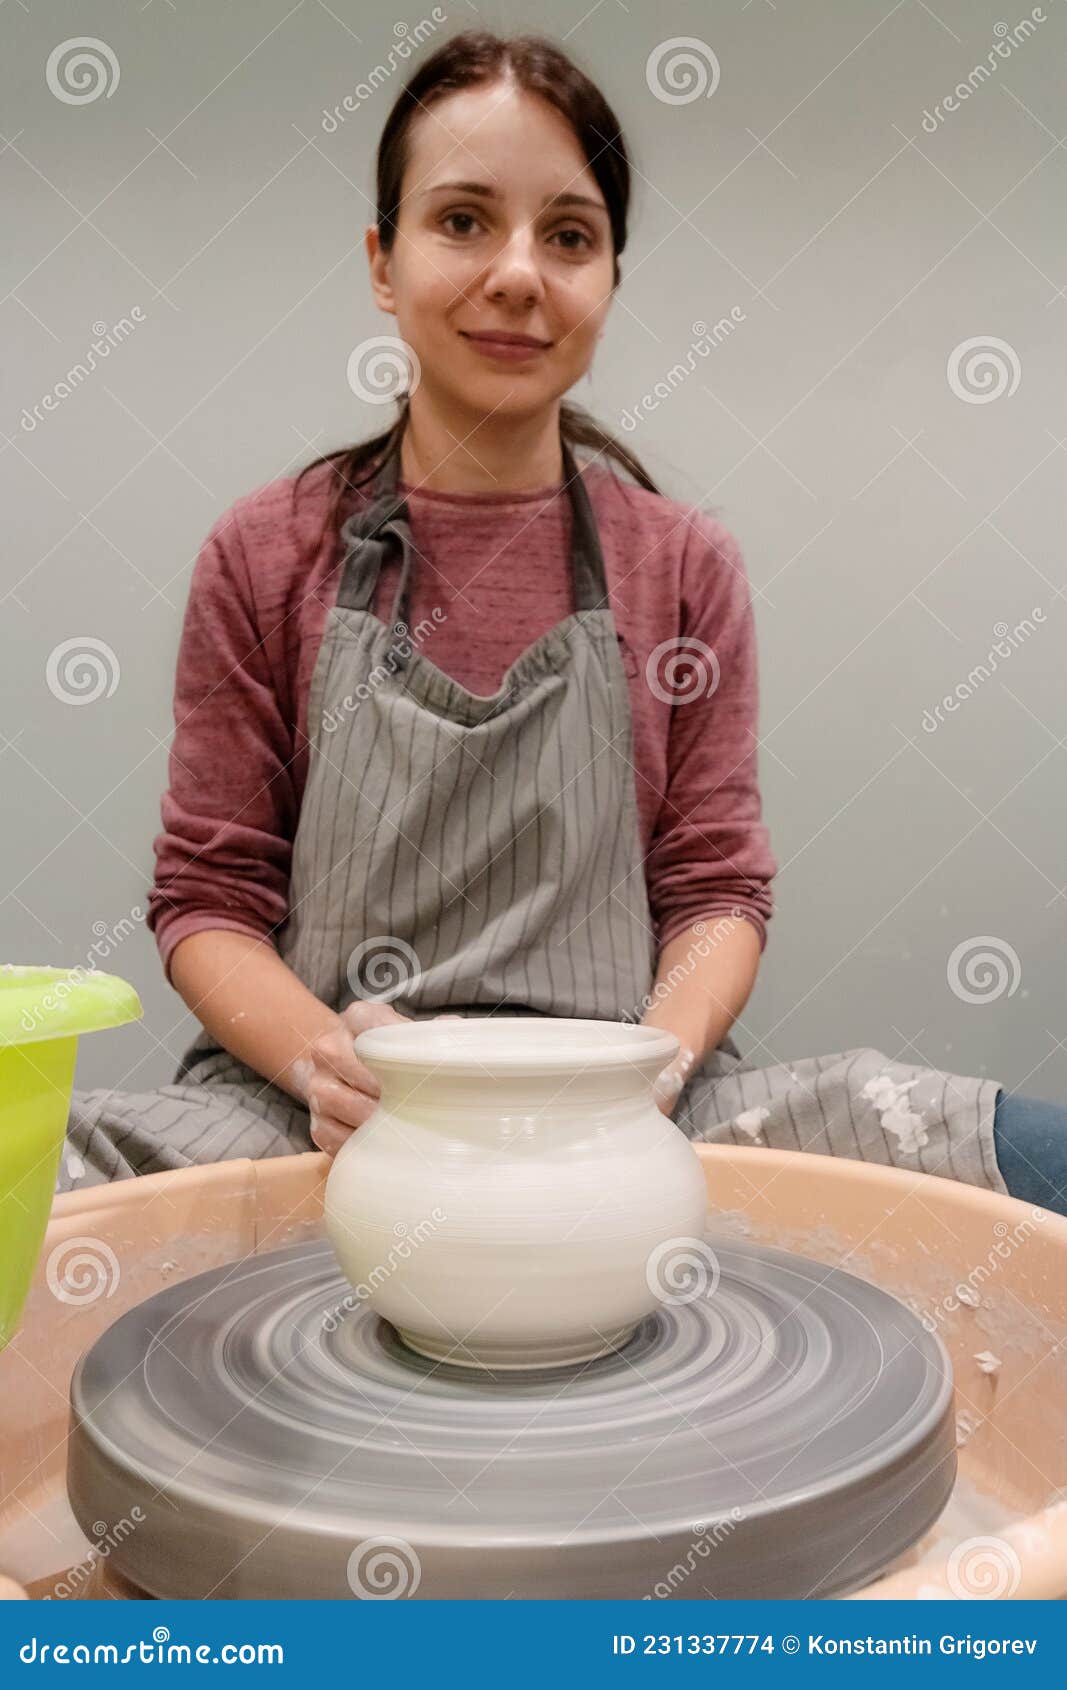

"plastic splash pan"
[1,1146,1065,1599]
[0,965,142,1351]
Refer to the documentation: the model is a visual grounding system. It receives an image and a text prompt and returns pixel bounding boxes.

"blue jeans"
[993,1089,1067,1216]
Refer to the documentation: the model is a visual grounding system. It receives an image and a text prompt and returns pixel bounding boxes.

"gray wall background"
[3,0,1064,1106]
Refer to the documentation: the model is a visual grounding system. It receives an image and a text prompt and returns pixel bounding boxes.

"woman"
[60,30,1066,1215]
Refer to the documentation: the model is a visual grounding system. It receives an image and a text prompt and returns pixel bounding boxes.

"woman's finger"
[310,1000,406,1090]
[309,1111,352,1157]
[652,1044,696,1115]
[311,1008,461,1132]
[313,1032,381,1095]
[341,1000,408,1035]
[308,1072,379,1131]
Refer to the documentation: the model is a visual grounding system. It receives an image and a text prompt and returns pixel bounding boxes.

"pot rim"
[353,1015,680,1076]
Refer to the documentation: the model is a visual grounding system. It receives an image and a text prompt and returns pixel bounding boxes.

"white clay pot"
[323,1016,708,1370]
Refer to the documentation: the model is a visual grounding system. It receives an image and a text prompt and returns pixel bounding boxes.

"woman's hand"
[651,1042,697,1117]
[299,1001,461,1157]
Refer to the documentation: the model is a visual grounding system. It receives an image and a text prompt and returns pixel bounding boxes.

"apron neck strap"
[334,437,612,632]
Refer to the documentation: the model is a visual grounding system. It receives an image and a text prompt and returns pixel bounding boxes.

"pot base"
[394,1321,639,1371]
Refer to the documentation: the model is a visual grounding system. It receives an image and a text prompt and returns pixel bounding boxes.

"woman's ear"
[366,224,396,316]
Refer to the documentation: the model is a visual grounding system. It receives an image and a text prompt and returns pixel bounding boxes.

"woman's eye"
[439,214,594,252]
[442,211,481,237]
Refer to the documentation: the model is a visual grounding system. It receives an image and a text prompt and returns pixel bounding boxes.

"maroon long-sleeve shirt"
[147,456,777,983]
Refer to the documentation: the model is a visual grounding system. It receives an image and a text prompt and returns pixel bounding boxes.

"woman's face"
[367,80,615,421]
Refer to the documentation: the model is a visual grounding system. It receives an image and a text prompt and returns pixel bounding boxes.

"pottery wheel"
[67,1236,955,1600]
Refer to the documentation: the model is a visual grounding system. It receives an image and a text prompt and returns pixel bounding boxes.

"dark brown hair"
[296,28,662,542]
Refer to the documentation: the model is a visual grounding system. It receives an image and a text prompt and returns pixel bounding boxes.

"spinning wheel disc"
[67,1237,955,1599]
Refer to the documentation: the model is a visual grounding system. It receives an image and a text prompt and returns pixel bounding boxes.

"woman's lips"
[459,330,552,363]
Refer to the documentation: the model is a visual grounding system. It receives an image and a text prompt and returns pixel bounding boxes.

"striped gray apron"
[672,1044,1004,1194]
[59,441,663,1187]
[58,441,1005,1197]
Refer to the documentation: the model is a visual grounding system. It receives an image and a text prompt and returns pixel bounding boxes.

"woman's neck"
[398,400,564,494]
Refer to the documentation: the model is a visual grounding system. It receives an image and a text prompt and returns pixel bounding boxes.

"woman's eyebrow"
[422,180,607,214]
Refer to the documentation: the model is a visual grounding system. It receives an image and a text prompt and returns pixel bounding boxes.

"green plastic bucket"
[0,965,142,1350]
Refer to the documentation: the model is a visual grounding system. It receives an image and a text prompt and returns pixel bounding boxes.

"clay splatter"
[974,1350,1002,1375]
[956,1285,981,1308]
[734,1105,771,1141]
[287,1057,314,1100]
[861,1074,928,1155]
[955,1409,980,1447]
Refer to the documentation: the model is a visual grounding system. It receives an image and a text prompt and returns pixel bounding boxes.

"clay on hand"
[651,1042,696,1116]
[300,1002,463,1157]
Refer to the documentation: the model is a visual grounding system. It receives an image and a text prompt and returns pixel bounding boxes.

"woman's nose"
[482,230,545,298]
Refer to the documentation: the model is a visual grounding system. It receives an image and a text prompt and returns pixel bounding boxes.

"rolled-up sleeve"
[146,505,299,984]
[644,512,777,953]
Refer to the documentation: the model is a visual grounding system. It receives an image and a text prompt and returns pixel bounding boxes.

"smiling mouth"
[459,330,553,349]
